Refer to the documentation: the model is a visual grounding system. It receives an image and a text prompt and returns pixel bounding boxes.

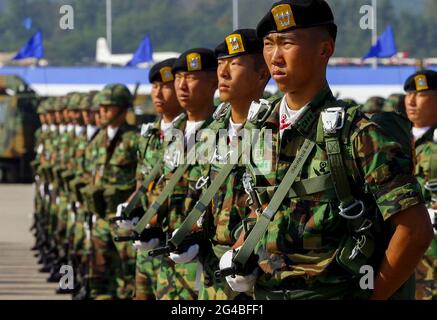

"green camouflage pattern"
[155,115,216,300]
[98,84,133,109]
[413,124,437,300]
[244,89,423,299]
[361,96,385,115]
[88,122,139,299]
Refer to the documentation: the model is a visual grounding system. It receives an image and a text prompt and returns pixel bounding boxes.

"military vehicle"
[0,75,40,182]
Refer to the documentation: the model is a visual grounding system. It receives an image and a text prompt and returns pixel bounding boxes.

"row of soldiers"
[31,0,436,300]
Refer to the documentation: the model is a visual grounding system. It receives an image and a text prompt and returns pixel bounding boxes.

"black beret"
[149,58,177,83]
[172,48,218,74]
[404,70,437,93]
[215,29,263,60]
[256,0,337,40]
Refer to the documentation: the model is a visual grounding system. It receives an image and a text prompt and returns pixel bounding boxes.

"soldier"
[114,58,185,300]
[74,92,104,300]
[83,84,139,300]
[149,48,217,300]
[361,96,385,118]
[404,70,437,300]
[194,28,270,300]
[217,0,433,300]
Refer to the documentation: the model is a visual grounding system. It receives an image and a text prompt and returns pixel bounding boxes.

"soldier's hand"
[115,202,139,230]
[168,228,200,264]
[219,248,258,293]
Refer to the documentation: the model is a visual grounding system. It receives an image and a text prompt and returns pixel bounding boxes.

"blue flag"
[127,35,153,66]
[13,30,44,60]
[23,17,33,30]
[363,26,397,59]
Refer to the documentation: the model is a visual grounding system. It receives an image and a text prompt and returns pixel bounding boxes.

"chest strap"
[232,138,316,268]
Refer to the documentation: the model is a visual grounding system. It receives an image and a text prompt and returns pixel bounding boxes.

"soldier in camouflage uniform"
[189,29,271,300]
[361,96,385,118]
[151,48,218,300]
[73,92,104,299]
[404,70,437,300]
[218,0,433,300]
[84,84,139,299]
[113,59,185,300]
[31,100,49,252]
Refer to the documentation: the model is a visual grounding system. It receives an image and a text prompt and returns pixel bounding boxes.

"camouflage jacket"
[93,123,139,187]
[159,116,214,233]
[246,89,423,294]
[205,108,250,248]
[137,114,186,209]
[413,123,437,257]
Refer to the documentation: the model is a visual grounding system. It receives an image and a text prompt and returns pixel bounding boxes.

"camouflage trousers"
[134,249,162,300]
[156,257,200,300]
[415,255,437,300]
[55,194,69,260]
[89,215,136,300]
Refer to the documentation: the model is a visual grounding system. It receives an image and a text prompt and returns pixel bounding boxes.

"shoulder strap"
[233,137,316,267]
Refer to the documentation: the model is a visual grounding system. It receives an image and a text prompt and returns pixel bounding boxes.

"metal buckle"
[242,172,254,195]
[321,107,345,134]
[339,200,365,220]
[248,99,271,124]
[355,218,373,233]
[213,103,230,120]
[425,182,437,192]
[195,176,209,190]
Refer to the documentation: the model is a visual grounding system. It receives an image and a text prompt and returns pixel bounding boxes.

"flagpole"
[233,0,239,30]
[372,0,378,69]
[106,0,112,68]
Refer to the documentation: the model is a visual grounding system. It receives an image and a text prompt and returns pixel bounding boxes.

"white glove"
[168,229,199,264]
[428,208,436,235]
[219,248,258,293]
[115,202,139,230]
[132,239,160,252]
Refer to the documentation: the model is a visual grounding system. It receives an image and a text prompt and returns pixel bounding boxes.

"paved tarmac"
[0,184,68,300]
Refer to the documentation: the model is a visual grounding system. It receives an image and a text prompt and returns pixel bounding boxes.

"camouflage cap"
[52,95,68,111]
[343,98,358,106]
[383,93,407,118]
[79,91,99,111]
[44,97,56,112]
[98,84,133,109]
[91,91,101,111]
[361,96,385,114]
[36,100,46,114]
[68,92,85,110]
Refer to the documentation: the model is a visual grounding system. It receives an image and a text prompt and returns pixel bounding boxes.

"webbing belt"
[233,138,316,267]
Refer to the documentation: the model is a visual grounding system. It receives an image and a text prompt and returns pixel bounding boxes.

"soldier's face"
[55,111,64,124]
[39,114,46,124]
[405,91,437,127]
[99,105,125,126]
[151,81,179,115]
[93,111,102,127]
[82,110,92,125]
[263,28,333,94]
[174,71,217,112]
[217,55,262,104]
[46,112,55,124]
